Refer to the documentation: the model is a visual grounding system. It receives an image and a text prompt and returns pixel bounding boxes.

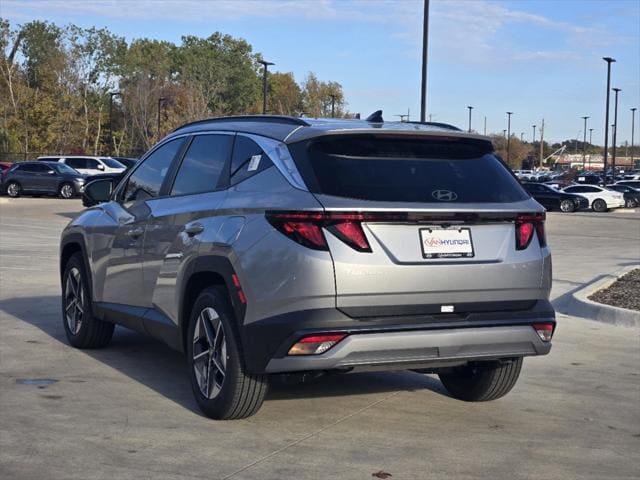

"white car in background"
[37,156,126,176]
[562,185,625,212]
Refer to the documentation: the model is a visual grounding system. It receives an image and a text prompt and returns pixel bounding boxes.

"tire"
[559,199,575,212]
[62,252,114,348]
[438,358,523,402]
[592,199,608,212]
[625,198,636,208]
[6,181,20,198]
[59,182,75,199]
[187,286,269,420]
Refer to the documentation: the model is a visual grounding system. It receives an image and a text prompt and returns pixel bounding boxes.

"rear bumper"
[242,299,555,374]
[265,325,551,373]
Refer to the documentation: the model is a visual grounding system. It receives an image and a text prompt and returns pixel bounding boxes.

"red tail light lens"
[288,333,347,355]
[326,220,371,252]
[266,212,372,252]
[515,213,546,250]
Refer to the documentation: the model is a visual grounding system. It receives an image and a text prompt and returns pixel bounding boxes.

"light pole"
[589,128,594,145]
[612,88,621,174]
[581,116,589,169]
[602,57,616,183]
[420,0,430,122]
[506,112,513,163]
[503,129,507,139]
[632,108,637,166]
[467,106,473,133]
[157,96,166,140]
[258,60,275,114]
[532,124,537,170]
[108,91,121,155]
[520,132,524,142]
[483,116,487,135]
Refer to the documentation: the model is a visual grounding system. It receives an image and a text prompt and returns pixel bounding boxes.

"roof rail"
[173,115,310,132]
[405,121,461,131]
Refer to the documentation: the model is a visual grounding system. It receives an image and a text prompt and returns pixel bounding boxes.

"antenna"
[366,110,384,123]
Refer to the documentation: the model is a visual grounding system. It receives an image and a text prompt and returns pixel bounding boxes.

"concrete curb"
[565,265,640,327]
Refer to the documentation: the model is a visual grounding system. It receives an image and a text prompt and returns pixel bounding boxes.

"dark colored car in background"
[522,182,588,212]
[607,184,640,207]
[1,161,85,198]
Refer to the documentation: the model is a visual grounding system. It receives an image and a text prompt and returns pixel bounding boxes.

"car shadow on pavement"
[0,295,449,416]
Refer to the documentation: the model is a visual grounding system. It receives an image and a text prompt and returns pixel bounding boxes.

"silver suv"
[60,115,555,419]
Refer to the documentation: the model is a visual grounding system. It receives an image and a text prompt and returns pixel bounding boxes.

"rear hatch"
[286,133,547,317]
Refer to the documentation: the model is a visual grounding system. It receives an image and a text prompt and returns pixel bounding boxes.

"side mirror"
[82,178,114,207]
[97,164,105,171]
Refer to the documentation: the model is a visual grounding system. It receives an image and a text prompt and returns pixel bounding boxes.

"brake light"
[288,333,347,355]
[515,213,546,250]
[532,322,555,342]
[266,212,372,252]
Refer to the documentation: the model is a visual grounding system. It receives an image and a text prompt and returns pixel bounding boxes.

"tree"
[268,72,301,115]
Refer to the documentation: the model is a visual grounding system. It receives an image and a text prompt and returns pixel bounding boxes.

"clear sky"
[1,0,638,144]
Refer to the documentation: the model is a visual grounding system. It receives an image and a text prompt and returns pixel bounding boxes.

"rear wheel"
[62,252,114,348]
[59,182,75,199]
[438,358,523,402]
[6,181,20,197]
[625,198,636,208]
[187,287,269,419]
[559,199,575,212]
[592,198,608,212]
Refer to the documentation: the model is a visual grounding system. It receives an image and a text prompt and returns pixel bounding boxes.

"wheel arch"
[60,234,94,310]
[179,255,246,354]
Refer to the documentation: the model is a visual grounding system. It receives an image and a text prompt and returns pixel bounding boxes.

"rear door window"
[288,135,528,203]
[170,134,232,196]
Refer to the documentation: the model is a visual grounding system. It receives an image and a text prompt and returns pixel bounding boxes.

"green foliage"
[0,19,348,157]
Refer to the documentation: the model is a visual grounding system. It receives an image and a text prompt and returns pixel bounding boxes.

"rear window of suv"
[288,135,528,203]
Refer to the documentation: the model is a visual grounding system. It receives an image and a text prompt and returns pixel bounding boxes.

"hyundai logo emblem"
[432,189,458,201]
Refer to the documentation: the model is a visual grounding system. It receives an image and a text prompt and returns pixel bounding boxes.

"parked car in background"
[1,161,85,198]
[62,115,556,420]
[110,156,139,170]
[0,161,13,174]
[614,180,640,191]
[37,155,126,176]
[606,184,640,208]
[562,185,625,212]
[622,171,640,181]
[523,182,588,212]
[575,173,602,185]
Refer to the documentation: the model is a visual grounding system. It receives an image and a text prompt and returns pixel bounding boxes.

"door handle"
[185,223,204,237]
[125,227,144,238]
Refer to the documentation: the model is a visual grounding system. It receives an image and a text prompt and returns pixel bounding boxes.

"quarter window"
[123,139,183,202]
[230,136,272,185]
[65,158,87,169]
[171,134,232,196]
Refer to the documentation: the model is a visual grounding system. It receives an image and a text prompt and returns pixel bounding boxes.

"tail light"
[266,212,372,252]
[288,333,347,355]
[532,322,555,342]
[515,213,546,250]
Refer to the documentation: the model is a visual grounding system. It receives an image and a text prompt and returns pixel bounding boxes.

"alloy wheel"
[64,267,84,335]
[560,200,574,212]
[7,182,19,197]
[60,184,74,198]
[192,306,227,400]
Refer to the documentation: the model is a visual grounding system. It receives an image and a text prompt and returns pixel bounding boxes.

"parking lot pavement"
[1,198,639,480]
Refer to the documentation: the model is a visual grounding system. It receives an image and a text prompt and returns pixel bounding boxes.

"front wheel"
[59,182,75,199]
[187,287,269,420]
[438,358,523,402]
[559,199,575,212]
[62,252,114,348]
[625,198,636,208]
[592,199,608,212]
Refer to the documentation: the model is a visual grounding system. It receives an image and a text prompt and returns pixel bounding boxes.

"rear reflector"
[288,333,347,355]
[532,323,554,342]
